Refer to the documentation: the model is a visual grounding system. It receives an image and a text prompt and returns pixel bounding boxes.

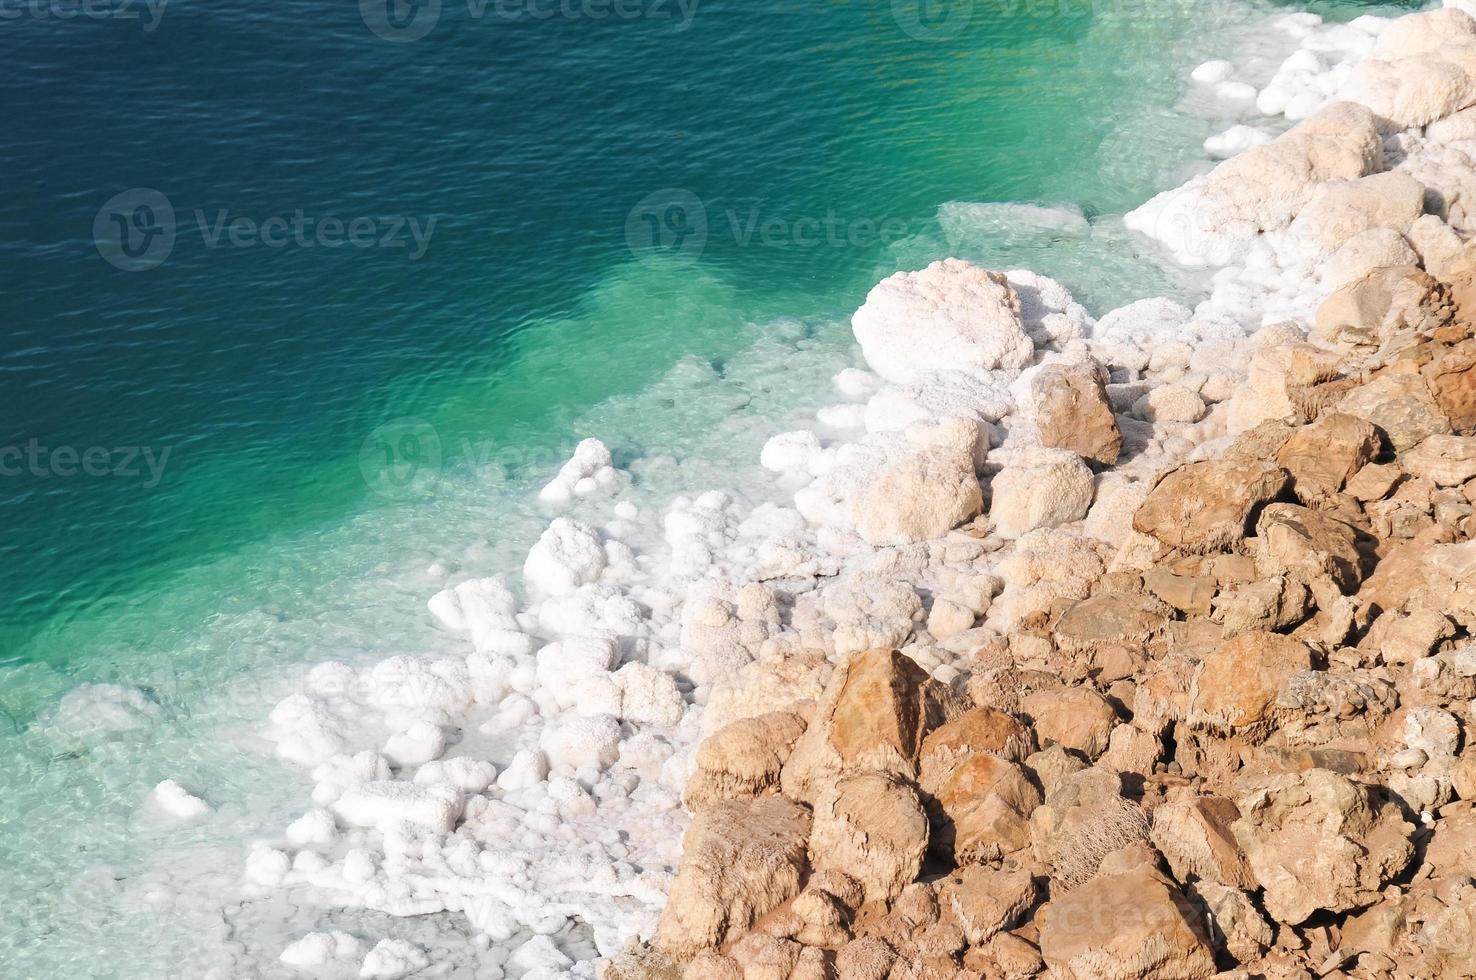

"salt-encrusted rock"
[780,649,930,805]
[1375,6,1476,58]
[1289,172,1426,254]
[656,797,812,961]
[1225,339,1341,435]
[683,711,809,811]
[538,437,620,504]
[332,781,463,833]
[1039,856,1215,980]
[1325,228,1422,290]
[147,779,212,821]
[940,863,1039,947]
[1187,631,1313,739]
[1187,881,1273,967]
[1133,459,1289,555]
[1125,101,1384,265]
[1254,503,1366,598]
[1134,384,1206,424]
[928,753,1041,865]
[1275,411,1379,502]
[1314,266,1450,347]
[279,931,363,971]
[1030,769,1149,889]
[1407,213,1475,279]
[989,447,1095,540]
[809,772,928,906]
[851,259,1032,384]
[1020,687,1118,760]
[1337,372,1452,451]
[1340,44,1476,129]
[1231,769,1415,925]
[1151,796,1257,889]
[994,527,1108,625]
[359,939,429,980]
[524,517,606,595]
[1403,434,1476,486]
[849,428,982,546]
[1028,359,1122,465]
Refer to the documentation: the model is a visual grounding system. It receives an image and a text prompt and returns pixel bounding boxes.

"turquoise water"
[0,0,1416,975]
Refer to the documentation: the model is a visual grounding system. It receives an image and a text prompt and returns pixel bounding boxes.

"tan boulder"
[683,711,810,811]
[1253,503,1367,599]
[1020,687,1119,761]
[1404,434,1476,486]
[1344,461,1402,502]
[1419,540,1476,629]
[1315,265,1450,347]
[1186,631,1314,738]
[1052,592,1175,679]
[1150,796,1257,889]
[1133,459,1289,555]
[917,707,1033,792]
[1421,338,1476,434]
[1336,372,1452,452]
[1186,881,1272,967]
[1230,769,1415,925]
[1357,608,1455,666]
[1039,859,1215,980]
[930,752,1041,865]
[780,648,931,805]
[1212,575,1310,636]
[1291,173,1426,255]
[809,772,928,906]
[1030,359,1122,466]
[989,447,1096,540]
[1274,412,1380,502]
[939,863,1039,946]
[851,437,983,547]
[657,797,813,961]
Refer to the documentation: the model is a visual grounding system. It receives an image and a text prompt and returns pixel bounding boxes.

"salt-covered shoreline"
[37,2,1476,978]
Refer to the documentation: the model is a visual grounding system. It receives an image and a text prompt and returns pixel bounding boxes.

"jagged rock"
[1031,768,1149,889]
[1150,796,1257,889]
[810,772,928,906]
[1358,609,1455,666]
[1133,459,1289,555]
[1039,856,1216,980]
[981,933,1045,980]
[852,259,1032,384]
[1315,266,1451,347]
[1030,358,1122,466]
[1144,567,1215,616]
[929,751,1041,865]
[1253,503,1367,599]
[657,797,813,961]
[1213,574,1310,636]
[1292,174,1427,255]
[1020,687,1118,761]
[1186,631,1314,738]
[1275,412,1380,503]
[683,711,810,811]
[989,448,1095,540]
[917,707,1034,792]
[1336,372,1452,452]
[1403,434,1476,486]
[1421,339,1476,433]
[1344,461,1402,502]
[1098,724,1163,777]
[781,648,930,805]
[1230,769,1415,925]
[939,863,1039,947]
[1187,881,1273,966]
[850,427,984,546]
[1025,743,1089,796]
[1419,540,1476,629]
[1052,591,1175,680]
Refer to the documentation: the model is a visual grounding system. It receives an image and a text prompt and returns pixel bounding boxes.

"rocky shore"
[597,6,1476,979]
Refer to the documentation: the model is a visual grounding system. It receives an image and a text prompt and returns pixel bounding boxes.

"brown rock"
[940,863,1039,946]
[1031,359,1123,466]
[1343,461,1402,502]
[1150,796,1257,889]
[1253,503,1367,598]
[1275,412,1380,503]
[1039,860,1216,980]
[1212,575,1310,636]
[1186,881,1272,966]
[1134,459,1290,555]
[1187,631,1314,738]
[834,937,895,980]
[1336,372,1451,451]
[1230,769,1415,925]
[657,797,813,961]
[1420,540,1476,629]
[1403,434,1476,486]
[983,932,1044,980]
[1052,591,1175,678]
[810,772,928,906]
[930,752,1041,865]
[1357,608,1455,666]
[683,711,810,811]
[1314,265,1449,346]
[917,707,1034,793]
[1021,687,1119,760]
[1144,567,1215,617]
[1030,768,1149,889]
[1422,338,1476,433]
[781,648,931,805]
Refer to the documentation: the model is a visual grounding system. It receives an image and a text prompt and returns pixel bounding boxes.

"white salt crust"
[30,3,1476,978]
